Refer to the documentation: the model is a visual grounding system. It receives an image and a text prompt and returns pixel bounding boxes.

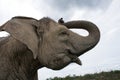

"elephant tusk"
[72,57,82,65]
[67,52,82,65]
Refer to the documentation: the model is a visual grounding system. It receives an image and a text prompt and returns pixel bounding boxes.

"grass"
[47,70,120,80]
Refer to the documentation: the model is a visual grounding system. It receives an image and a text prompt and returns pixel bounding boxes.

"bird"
[58,18,64,24]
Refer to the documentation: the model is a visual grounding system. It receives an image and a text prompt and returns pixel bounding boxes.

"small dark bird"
[58,18,64,24]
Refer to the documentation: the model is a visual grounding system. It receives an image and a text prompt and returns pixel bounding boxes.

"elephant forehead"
[49,22,68,32]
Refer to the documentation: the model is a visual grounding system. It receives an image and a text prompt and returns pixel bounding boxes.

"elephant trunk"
[63,21,100,56]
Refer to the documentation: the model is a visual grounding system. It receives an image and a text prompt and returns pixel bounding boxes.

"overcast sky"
[0,0,120,80]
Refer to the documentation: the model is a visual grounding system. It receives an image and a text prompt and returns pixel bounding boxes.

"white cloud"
[0,31,9,37]
[0,0,44,24]
[70,9,86,20]
[0,0,120,80]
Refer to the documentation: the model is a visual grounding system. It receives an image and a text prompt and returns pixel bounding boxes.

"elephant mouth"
[46,51,82,70]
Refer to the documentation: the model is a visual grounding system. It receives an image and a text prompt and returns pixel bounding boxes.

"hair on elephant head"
[0,16,100,80]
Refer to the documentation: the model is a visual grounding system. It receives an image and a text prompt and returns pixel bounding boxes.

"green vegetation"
[47,70,120,80]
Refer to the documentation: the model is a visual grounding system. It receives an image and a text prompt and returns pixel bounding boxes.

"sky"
[0,0,120,80]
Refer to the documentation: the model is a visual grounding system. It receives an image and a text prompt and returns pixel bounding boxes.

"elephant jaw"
[46,52,82,70]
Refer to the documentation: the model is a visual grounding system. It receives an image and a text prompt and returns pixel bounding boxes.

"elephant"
[0,16,100,80]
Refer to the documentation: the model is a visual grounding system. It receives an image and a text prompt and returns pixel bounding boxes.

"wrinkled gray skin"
[0,16,100,80]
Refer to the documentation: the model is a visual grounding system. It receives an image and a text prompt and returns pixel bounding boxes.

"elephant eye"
[59,30,69,42]
[61,31,67,35]
[59,31,69,36]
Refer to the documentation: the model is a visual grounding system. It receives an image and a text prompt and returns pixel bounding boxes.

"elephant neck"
[0,36,42,80]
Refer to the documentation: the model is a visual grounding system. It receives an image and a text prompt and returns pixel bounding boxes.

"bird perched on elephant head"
[58,18,64,24]
[0,16,100,80]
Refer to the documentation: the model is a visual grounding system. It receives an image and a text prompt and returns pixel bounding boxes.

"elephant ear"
[0,17,39,59]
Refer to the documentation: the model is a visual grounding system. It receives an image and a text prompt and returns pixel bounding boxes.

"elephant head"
[0,16,100,70]
[37,18,100,70]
